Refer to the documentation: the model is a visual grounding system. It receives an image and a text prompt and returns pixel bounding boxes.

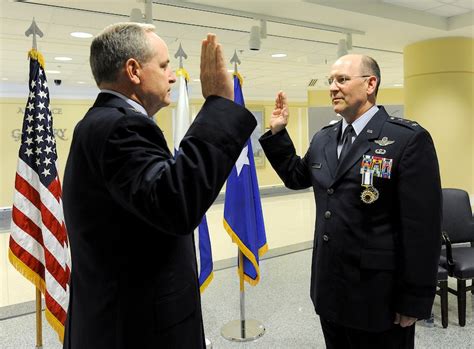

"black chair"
[436,264,449,328]
[440,188,474,327]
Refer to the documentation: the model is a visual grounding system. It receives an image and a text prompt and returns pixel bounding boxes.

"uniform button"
[327,188,334,195]
[323,234,329,242]
[324,211,331,219]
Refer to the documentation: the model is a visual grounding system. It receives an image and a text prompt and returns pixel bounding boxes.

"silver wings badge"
[374,137,395,146]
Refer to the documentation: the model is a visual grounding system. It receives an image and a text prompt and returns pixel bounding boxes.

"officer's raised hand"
[200,33,233,101]
[270,91,289,135]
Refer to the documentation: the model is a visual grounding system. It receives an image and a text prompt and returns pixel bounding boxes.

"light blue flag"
[174,68,213,292]
[223,73,268,285]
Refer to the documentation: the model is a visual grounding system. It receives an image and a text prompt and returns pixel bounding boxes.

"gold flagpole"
[26,17,45,349]
[35,288,43,348]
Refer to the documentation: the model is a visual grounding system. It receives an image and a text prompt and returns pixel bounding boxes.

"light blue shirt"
[337,105,379,157]
[100,89,149,117]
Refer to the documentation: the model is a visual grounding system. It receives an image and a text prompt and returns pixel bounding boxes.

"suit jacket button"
[324,211,331,219]
[323,234,329,242]
[327,188,334,195]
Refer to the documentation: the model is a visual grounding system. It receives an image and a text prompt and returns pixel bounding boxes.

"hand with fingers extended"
[200,33,233,101]
[270,91,289,135]
[394,313,417,327]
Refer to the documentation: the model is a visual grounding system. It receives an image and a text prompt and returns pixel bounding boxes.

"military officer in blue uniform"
[259,54,442,349]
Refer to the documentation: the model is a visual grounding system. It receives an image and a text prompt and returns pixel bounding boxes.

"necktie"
[339,124,354,162]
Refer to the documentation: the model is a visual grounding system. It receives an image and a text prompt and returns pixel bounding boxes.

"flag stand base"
[221,319,265,342]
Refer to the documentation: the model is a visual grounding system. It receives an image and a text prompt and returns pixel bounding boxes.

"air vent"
[308,78,318,87]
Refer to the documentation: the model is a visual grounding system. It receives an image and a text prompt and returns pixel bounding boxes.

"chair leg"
[457,279,466,327]
[439,280,448,328]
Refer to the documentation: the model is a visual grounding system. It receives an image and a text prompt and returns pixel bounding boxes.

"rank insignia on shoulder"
[374,137,395,147]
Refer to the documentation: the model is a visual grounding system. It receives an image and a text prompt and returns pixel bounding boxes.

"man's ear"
[367,76,377,95]
[125,58,141,85]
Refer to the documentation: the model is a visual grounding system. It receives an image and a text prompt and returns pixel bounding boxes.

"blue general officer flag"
[223,73,268,285]
[173,68,213,292]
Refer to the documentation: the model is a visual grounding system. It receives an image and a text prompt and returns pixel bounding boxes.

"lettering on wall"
[10,106,67,141]
[17,107,63,115]
[11,128,68,142]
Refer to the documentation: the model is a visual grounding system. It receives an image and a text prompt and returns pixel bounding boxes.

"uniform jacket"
[62,93,256,348]
[260,106,442,332]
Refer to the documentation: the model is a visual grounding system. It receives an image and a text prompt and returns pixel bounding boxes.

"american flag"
[8,49,71,342]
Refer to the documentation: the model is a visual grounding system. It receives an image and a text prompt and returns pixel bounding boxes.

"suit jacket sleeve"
[101,96,256,236]
[259,128,312,190]
[395,129,442,318]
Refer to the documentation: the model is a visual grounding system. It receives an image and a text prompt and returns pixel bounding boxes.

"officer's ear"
[125,58,142,85]
[366,76,377,96]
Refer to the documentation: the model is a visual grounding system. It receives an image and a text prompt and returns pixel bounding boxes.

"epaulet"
[387,116,421,130]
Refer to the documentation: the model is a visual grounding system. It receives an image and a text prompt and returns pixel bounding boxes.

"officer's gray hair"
[361,55,381,97]
[90,22,156,86]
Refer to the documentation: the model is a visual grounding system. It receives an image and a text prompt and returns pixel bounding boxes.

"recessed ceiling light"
[1,77,8,81]
[45,70,61,74]
[193,79,200,82]
[70,32,93,38]
[393,83,403,87]
[55,56,72,61]
[271,53,287,58]
[77,81,86,84]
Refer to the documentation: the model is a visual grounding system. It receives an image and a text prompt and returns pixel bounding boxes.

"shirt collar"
[100,89,149,117]
[341,105,379,136]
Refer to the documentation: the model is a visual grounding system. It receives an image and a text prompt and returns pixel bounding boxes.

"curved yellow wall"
[404,37,473,193]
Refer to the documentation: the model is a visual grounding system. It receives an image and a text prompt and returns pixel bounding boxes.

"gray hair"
[361,55,381,97]
[90,22,156,85]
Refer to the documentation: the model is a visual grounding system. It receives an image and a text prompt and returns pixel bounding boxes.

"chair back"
[442,188,474,244]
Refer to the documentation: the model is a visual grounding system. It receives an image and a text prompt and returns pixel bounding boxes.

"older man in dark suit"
[62,23,256,349]
[260,54,441,348]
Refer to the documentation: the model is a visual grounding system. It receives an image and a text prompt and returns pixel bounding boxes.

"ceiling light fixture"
[54,56,72,61]
[271,53,287,58]
[70,32,93,38]
[130,0,153,23]
[337,38,348,58]
[249,25,261,51]
[346,33,353,50]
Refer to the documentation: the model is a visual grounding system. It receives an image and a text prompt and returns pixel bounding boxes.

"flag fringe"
[176,68,190,82]
[8,248,46,293]
[223,219,267,285]
[8,248,65,342]
[28,49,45,69]
[233,72,243,86]
[45,308,65,342]
[199,272,214,293]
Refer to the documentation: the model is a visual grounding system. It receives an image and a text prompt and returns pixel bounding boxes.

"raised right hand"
[200,34,233,101]
[270,91,289,134]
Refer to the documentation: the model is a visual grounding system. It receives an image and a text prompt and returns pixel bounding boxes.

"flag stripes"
[8,49,70,342]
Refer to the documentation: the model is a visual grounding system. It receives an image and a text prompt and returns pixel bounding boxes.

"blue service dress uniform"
[259,106,442,332]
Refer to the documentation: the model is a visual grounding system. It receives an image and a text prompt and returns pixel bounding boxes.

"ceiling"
[0,0,472,101]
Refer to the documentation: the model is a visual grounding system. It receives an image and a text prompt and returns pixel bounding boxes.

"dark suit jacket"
[62,93,256,349]
[260,106,442,332]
